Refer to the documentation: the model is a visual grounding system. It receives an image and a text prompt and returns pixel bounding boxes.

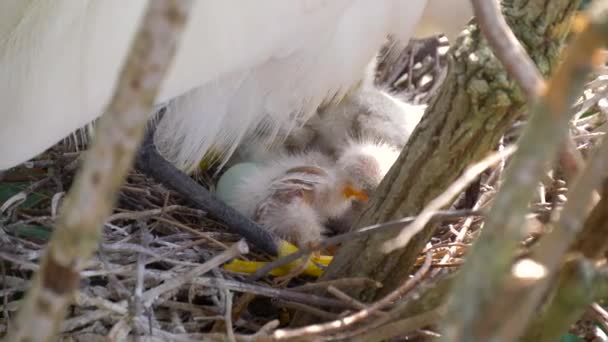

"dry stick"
[153,216,229,250]
[383,145,516,252]
[328,252,436,341]
[350,305,446,342]
[142,240,248,308]
[290,277,382,293]
[571,177,608,259]
[327,285,387,317]
[495,113,608,341]
[430,164,500,279]
[470,0,589,186]
[85,262,352,310]
[5,2,194,340]
[271,252,433,340]
[520,257,607,342]
[442,3,608,341]
[591,303,608,330]
[106,205,182,222]
[189,277,352,311]
[249,209,483,280]
[224,291,236,342]
[273,300,339,321]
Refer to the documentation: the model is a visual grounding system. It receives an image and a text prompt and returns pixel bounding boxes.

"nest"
[1,36,608,341]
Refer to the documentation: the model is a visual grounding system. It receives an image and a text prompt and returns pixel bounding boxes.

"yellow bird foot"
[223,240,332,278]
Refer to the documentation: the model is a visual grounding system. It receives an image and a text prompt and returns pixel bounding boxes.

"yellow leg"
[223,240,333,278]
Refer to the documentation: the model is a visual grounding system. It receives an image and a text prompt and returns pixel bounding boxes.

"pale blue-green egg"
[215,162,258,204]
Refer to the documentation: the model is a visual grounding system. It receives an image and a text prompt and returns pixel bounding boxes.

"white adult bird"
[0,0,472,254]
[228,58,425,163]
[285,76,427,156]
[0,0,471,172]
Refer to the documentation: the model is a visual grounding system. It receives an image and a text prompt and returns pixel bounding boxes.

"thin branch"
[271,252,433,340]
[142,240,248,308]
[106,205,181,222]
[249,209,483,280]
[471,0,591,188]
[383,145,515,252]
[442,3,608,340]
[290,277,382,293]
[497,119,608,341]
[520,257,607,342]
[571,177,608,259]
[351,306,445,342]
[6,2,194,340]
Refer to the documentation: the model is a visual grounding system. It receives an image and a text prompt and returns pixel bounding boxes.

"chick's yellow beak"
[343,185,369,202]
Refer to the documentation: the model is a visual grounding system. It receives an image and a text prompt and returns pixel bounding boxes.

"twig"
[497,113,608,341]
[591,303,608,332]
[328,252,435,341]
[351,306,445,342]
[107,205,181,222]
[327,285,384,315]
[383,145,515,252]
[107,317,132,341]
[224,291,236,342]
[7,2,193,340]
[188,277,352,310]
[153,216,229,250]
[571,177,608,258]
[291,278,382,293]
[520,257,607,342]
[250,209,483,280]
[443,3,608,340]
[142,240,248,308]
[271,252,432,340]
[273,300,339,321]
[132,224,149,331]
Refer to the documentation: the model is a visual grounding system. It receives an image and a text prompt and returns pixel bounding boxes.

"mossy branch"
[442,3,608,340]
[6,1,193,340]
[313,0,579,308]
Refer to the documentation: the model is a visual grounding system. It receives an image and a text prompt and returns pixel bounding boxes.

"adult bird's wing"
[0,0,477,171]
[0,0,360,169]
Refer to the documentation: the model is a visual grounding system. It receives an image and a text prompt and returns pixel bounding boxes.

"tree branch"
[6,1,193,340]
[471,0,590,190]
[470,0,544,97]
[442,3,608,340]
[311,0,578,314]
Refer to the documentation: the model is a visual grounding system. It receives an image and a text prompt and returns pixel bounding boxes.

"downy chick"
[217,140,400,247]
[284,60,425,157]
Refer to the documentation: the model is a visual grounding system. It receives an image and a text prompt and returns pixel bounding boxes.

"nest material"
[0,36,607,340]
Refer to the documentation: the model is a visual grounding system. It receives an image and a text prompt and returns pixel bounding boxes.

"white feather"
[0,0,472,171]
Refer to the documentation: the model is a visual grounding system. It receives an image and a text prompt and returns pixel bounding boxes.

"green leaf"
[0,182,47,209]
[11,224,52,242]
[561,333,584,342]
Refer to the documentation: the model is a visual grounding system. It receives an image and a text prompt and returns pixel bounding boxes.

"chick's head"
[336,140,401,202]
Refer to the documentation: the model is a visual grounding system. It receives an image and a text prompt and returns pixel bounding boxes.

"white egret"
[0,0,472,255]
[0,0,471,171]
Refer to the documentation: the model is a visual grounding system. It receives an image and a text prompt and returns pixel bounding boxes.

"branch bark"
[311,0,580,309]
[443,3,608,340]
[521,257,608,342]
[6,1,193,340]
